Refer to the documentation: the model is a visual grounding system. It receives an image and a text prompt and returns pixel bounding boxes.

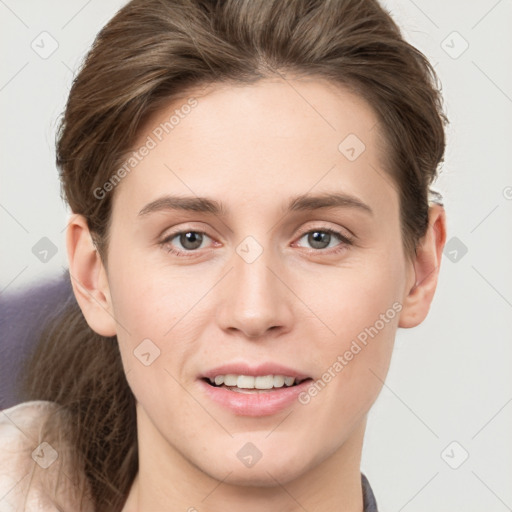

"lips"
[198,362,314,416]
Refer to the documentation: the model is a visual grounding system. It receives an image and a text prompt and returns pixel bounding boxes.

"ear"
[66,214,117,337]
[398,203,447,329]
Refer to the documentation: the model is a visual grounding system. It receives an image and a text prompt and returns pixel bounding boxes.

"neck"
[122,406,367,512]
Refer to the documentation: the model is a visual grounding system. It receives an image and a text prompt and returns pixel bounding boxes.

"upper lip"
[201,362,311,381]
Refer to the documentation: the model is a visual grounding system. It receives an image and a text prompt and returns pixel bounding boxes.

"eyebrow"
[137,192,374,217]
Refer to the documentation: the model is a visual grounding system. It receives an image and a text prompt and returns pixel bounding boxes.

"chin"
[204,457,311,488]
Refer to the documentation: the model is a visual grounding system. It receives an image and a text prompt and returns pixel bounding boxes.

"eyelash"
[160,226,353,258]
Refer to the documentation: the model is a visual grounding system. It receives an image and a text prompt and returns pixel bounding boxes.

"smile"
[207,374,309,391]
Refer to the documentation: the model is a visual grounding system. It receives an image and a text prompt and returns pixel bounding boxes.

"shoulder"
[0,400,61,465]
[0,399,58,431]
[0,400,59,463]
[0,400,93,512]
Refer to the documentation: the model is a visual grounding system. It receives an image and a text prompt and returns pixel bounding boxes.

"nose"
[216,238,294,340]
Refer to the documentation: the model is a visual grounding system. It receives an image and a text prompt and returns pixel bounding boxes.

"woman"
[1,0,447,510]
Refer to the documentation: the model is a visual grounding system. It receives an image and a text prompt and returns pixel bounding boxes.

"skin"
[67,76,446,512]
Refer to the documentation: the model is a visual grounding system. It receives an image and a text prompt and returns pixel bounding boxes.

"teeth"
[284,376,295,387]
[273,375,285,388]
[224,374,237,386]
[237,375,255,389]
[208,374,300,389]
[255,375,274,389]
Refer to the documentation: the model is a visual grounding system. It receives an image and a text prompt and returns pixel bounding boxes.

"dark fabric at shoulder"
[361,472,378,512]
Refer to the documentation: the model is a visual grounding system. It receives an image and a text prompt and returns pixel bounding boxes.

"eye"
[294,228,353,253]
[161,230,214,256]
[160,226,353,257]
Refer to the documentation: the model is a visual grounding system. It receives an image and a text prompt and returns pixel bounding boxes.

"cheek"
[106,249,210,388]
[107,242,192,336]
[297,255,402,407]
[307,259,402,348]
[106,264,195,412]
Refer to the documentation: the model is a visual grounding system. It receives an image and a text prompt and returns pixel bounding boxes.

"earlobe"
[398,204,447,329]
[66,213,117,337]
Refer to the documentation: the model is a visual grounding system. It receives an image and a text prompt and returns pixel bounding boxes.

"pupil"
[309,231,329,249]
[181,232,202,250]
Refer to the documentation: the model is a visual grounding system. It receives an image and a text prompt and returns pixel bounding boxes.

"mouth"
[202,374,313,393]
[198,363,314,415]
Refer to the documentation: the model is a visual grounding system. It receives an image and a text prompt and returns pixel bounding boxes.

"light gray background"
[1,1,511,510]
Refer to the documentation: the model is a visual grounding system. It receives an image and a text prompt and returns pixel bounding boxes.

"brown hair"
[18,0,447,510]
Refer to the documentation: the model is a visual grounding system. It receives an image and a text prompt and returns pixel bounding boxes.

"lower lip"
[198,379,313,417]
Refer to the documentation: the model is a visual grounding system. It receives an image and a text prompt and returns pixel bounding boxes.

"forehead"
[111,77,396,220]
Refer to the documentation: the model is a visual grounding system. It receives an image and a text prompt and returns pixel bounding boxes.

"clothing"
[0,400,92,511]
[0,400,379,511]
[361,471,379,511]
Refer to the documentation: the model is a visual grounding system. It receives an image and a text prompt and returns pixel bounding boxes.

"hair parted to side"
[18,0,447,510]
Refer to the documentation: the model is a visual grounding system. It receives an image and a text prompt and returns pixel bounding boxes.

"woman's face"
[99,77,417,485]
